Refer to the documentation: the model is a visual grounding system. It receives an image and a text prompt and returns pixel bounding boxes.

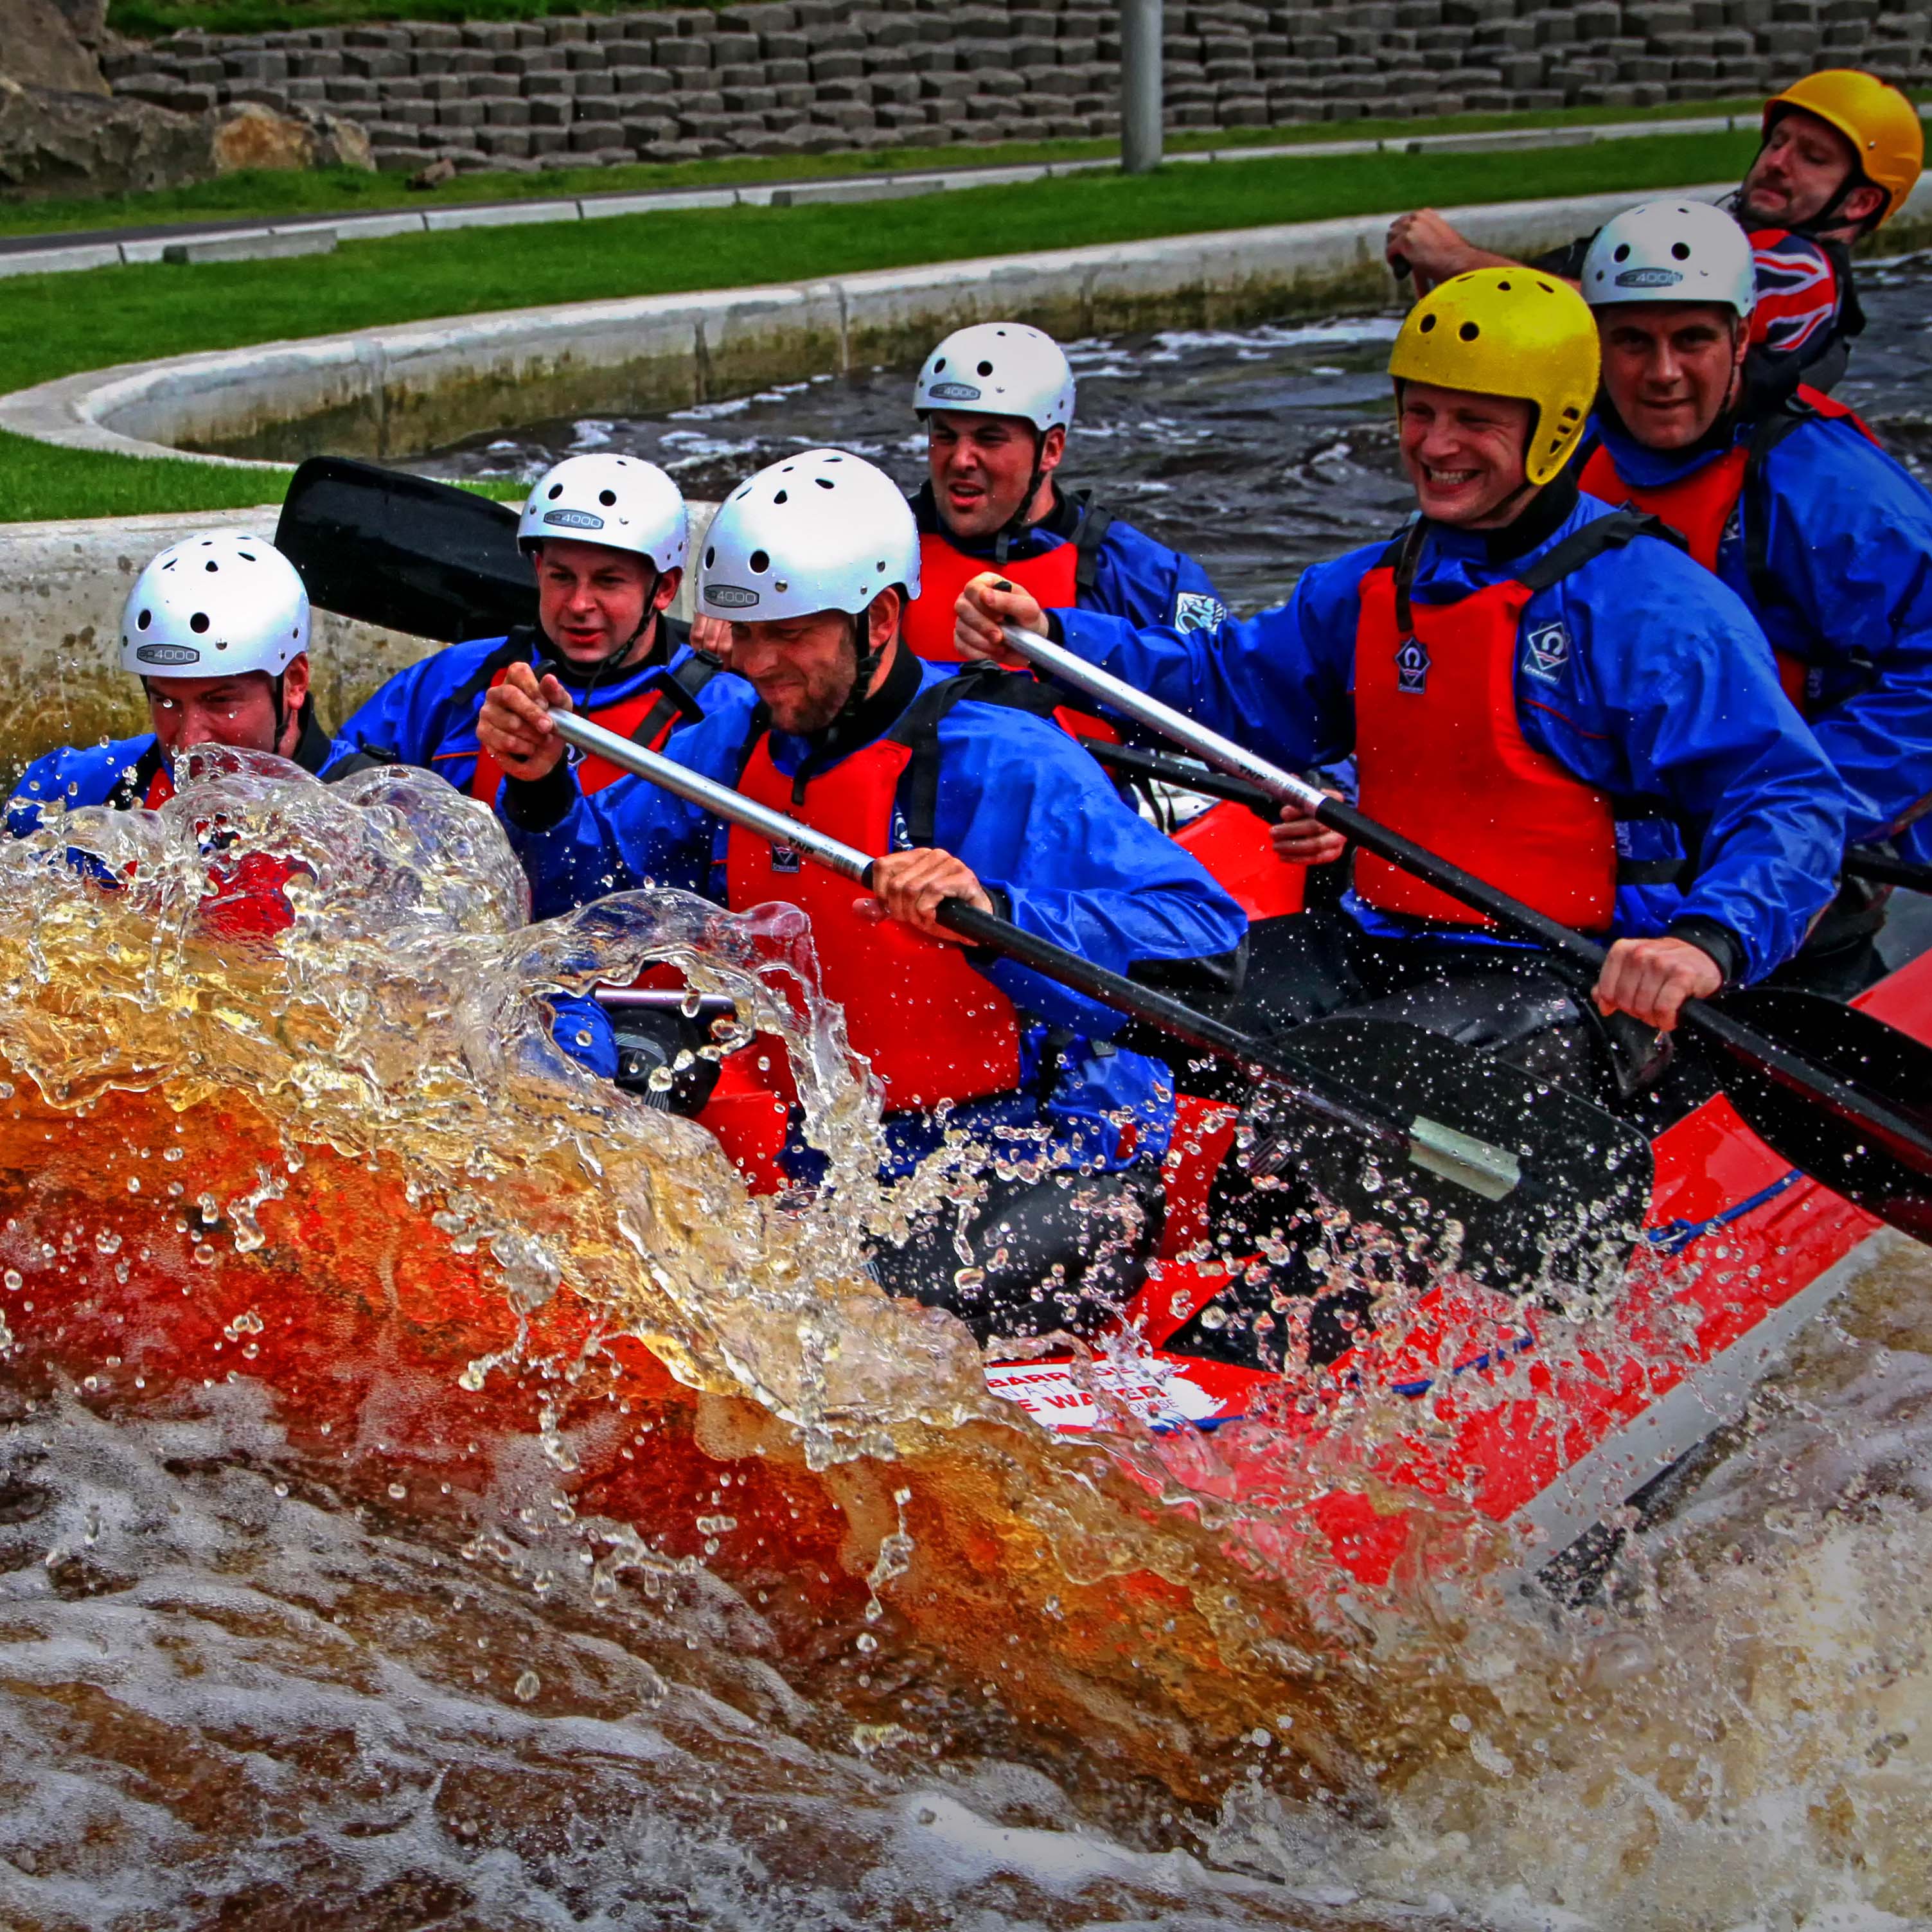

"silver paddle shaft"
[549,710,874,883]
[998,623,1324,812]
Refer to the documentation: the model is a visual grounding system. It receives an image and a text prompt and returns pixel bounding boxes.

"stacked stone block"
[99,0,1932,176]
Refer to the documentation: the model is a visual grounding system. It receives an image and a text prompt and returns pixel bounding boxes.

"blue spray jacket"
[1052,488,1848,984]
[501,655,1250,1174]
[911,483,1229,634]
[6,722,617,1078]
[337,622,753,802]
[1590,411,1932,865]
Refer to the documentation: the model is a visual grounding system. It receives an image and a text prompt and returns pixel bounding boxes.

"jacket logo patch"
[136,643,201,666]
[927,381,982,402]
[1172,591,1227,634]
[543,508,605,530]
[1524,621,1570,683]
[770,842,802,874]
[1394,636,1430,694]
[706,585,759,610]
[1615,266,1683,287]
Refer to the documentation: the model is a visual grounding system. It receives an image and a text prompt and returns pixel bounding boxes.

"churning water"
[423,256,1932,617]
[4,260,1931,1929]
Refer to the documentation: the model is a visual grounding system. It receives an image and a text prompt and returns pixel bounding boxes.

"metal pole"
[1120,0,1162,175]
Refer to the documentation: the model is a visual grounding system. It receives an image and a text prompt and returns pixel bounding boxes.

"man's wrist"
[501,758,577,832]
[1664,916,1744,988]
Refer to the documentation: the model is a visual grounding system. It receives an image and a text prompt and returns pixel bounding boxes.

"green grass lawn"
[0,98,1771,242]
[0,125,1761,522]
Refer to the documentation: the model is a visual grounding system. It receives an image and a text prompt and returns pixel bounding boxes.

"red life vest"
[136,756,303,938]
[903,528,1083,664]
[469,662,711,805]
[1581,389,1883,711]
[723,699,1022,1115]
[144,763,175,809]
[1351,516,1659,932]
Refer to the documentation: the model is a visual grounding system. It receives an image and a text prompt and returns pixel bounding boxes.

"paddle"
[541,707,1660,1279]
[275,455,536,645]
[1845,846,1932,894]
[994,621,1932,1242]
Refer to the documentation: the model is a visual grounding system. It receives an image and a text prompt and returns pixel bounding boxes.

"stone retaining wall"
[101,0,1932,178]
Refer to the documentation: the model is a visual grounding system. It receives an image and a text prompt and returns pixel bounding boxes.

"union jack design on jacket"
[1746,227,1842,360]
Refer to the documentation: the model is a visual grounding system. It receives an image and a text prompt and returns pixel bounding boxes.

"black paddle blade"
[275,456,535,644]
[1699,986,1932,1243]
[1236,1016,1655,1294]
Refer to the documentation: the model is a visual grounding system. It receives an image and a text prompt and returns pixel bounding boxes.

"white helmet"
[914,322,1076,434]
[517,454,687,572]
[699,449,920,621]
[1581,200,1757,318]
[120,532,310,678]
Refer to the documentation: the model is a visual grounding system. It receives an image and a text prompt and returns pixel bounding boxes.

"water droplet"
[387,1482,406,1500]
[513,1670,541,1703]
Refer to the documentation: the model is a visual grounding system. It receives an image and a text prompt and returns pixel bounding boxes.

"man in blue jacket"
[475,448,1248,1343]
[1578,199,1932,992]
[898,322,1228,664]
[10,531,616,1078]
[957,270,1847,1090]
[338,453,752,806]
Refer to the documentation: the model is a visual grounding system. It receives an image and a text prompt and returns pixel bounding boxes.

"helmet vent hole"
[137,610,152,631]
[816,477,835,490]
[547,484,564,499]
[1458,321,1480,341]
[1496,278,1511,290]
[189,613,211,634]
[1419,313,1437,333]
[598,489,617,506]
[704,545,716,567]
[1671,242,1691,260]
[1613,244,1631,261]
[933,357,945,371]
[216,641,228,651]
[1561,405,1581,421]
[977,360,993,375]
[238,551,256,562]
[773,488,788,504]
[749,549,770,574]
[205,560,220,572]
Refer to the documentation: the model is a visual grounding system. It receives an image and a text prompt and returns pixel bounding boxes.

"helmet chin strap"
[993,427,1049,567]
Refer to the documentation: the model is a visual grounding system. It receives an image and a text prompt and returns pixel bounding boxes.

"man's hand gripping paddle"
[997,622,1932,1244]
[548,709,1654,1286]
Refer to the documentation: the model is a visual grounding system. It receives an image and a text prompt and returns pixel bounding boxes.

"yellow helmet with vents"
[1388,268,1600,487]
[1763,68,1923,228]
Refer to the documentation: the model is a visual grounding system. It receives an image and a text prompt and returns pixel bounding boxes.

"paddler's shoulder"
[8,734,157,827]
[1750,404,1932,524]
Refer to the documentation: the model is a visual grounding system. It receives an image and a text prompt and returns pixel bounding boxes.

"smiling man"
[474,448,1247,1344]
[955,270,1847,1084]
[1578,198,1932,989]
[896,322,1228,662]
[338,453,751,805]
[1384,70,1922,396]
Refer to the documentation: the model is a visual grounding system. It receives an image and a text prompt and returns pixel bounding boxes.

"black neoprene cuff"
[1665,916,1744,989]
[502,761,578,833]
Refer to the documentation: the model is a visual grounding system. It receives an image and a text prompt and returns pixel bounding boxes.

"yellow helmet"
[1764,69,1924,227]
[1387,269,1600,488]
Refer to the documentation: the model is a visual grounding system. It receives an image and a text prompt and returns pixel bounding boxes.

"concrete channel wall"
[2,179,1865,470]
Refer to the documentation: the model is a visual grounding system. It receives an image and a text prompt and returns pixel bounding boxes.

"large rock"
[0,86,375,199]
[0,0,109,94]
[0,74,208,195]
[211,101,374,174]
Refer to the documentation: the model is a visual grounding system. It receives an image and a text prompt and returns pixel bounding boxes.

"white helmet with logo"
[120,532,310,678]
[1581,199,1757,318]
[913,322,1076,434]
[699,448,920,621]
[517,454,688,571]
